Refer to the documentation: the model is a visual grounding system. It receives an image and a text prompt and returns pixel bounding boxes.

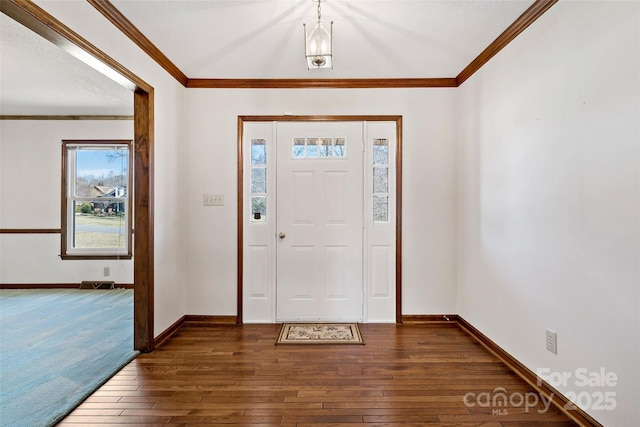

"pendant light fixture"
[303,0,333,69]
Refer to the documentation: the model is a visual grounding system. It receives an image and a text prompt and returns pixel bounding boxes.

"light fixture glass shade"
[304,20,333,69]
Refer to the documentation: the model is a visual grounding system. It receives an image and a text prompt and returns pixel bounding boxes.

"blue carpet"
[0,289,137,426]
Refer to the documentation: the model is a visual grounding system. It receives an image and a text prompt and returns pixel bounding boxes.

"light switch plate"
[203,194,224,206]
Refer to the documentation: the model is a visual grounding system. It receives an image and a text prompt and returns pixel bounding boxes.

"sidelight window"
[250,139,267,221]
[372,138,389,222]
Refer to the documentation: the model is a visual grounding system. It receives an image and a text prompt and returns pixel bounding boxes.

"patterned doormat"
[276,323,364,344]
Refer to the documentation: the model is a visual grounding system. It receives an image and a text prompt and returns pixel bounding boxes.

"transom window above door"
[292,137,346,158]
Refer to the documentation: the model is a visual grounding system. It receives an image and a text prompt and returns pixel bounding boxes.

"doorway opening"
[1,1,155,351]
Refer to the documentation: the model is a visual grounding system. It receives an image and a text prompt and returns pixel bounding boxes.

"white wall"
[456,2,639,426]
[185,88,458,316]
[0,120,134,284]
[32,0,188,336]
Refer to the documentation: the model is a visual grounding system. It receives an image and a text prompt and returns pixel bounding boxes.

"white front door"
[276,122,364,321]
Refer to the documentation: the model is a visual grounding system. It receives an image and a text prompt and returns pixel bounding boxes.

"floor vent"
[80,281,115,290]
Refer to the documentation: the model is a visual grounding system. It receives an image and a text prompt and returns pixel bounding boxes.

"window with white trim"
[61,140,132,259]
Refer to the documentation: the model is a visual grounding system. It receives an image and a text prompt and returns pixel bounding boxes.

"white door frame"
[238,115,403,324]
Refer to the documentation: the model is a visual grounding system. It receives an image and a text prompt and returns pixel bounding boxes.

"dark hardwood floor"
[58,323,578,426]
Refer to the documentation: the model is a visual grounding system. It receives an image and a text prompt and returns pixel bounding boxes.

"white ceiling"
[0,13,133,116]
[0,0,536,115]
[112,0,535,79]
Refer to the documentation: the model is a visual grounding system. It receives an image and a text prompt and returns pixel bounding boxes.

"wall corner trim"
[153,316,185,349]
[153,315,240,349]
[402,314,459,324]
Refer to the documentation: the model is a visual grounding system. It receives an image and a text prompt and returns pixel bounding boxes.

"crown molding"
[87,0,188,87]
[187,78,457,89]
[456,0,558,85]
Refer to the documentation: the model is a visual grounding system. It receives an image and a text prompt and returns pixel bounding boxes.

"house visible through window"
[61,140,132,259]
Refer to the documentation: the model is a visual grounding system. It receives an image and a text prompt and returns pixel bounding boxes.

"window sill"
[60,254,132,260]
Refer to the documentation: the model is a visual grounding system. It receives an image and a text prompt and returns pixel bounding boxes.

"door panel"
[292,171,315,224]
[276,122,364,321]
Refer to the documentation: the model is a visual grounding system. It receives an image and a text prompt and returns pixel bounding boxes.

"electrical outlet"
[203,194,224,206]
[546,329,557,354]
[103,267,110,277]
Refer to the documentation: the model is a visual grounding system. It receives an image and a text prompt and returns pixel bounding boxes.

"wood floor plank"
[57,324,578,426]
[58,424,187,427]
[244,408,470,416]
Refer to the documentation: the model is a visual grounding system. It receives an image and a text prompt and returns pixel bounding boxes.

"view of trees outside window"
[250,139,267,221]
[70,146,129,249]
[373,139,389,222]
[292,137,346,158]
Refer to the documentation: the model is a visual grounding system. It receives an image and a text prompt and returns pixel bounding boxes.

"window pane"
[75,148,128,197]
[251,167,266,194]
[73,201,127,248]
[319,138,332,157]
[292,137,347,159]
[334,138,346,157]
[373,167,388,193]
[373,139,388,165]
[63,141,131,257]
[251,139,267,165]
[293,138,306,157]
[373,196,388,222]
[306,138,319,157]
[251,196,266,221]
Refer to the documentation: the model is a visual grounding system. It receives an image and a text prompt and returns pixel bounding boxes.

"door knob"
[278,232,286,239]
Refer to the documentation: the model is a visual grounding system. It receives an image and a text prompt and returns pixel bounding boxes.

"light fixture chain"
[317,0,322,22]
